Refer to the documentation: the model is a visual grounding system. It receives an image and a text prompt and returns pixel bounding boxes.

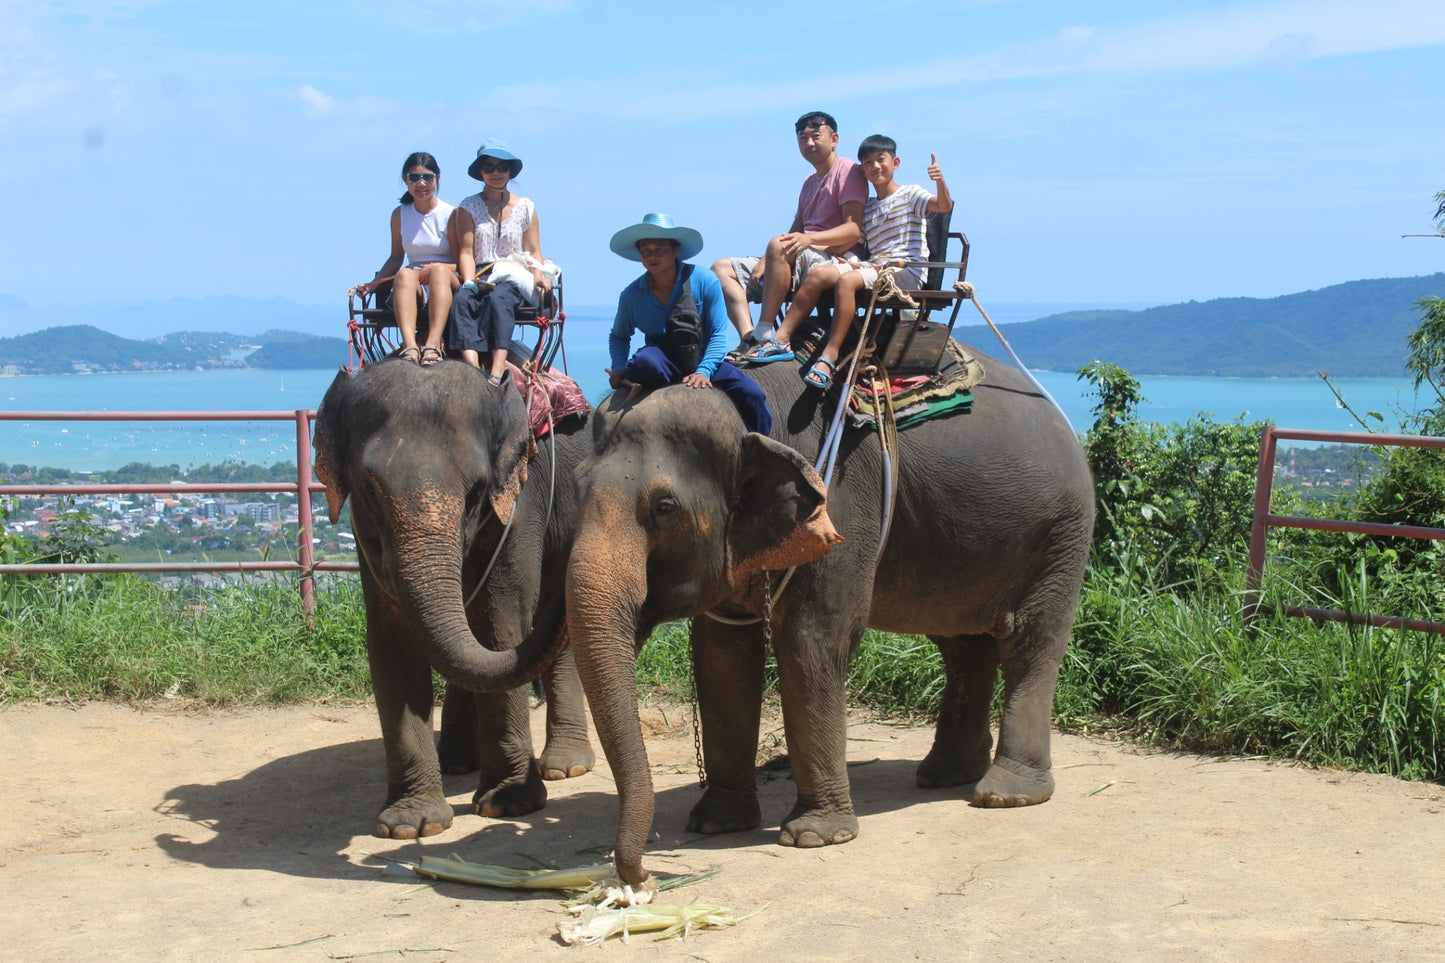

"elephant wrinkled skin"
[566,345,1094,884]
[314,359,594,839]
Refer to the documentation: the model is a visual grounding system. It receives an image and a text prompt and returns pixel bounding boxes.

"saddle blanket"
[504,361,591,438]
[845,339,983,430]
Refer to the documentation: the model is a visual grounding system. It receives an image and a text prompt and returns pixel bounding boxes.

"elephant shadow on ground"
[153,737,969,891]
[152,737,626,895]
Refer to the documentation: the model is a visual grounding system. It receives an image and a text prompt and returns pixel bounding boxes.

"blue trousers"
[625,345,774,435]
[444,280,530,354]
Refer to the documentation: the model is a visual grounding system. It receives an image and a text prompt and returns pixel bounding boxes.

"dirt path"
[2,702,1442,961]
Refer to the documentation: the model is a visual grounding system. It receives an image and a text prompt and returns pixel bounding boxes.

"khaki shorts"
[856,264,925,290]
[728,249,855,301]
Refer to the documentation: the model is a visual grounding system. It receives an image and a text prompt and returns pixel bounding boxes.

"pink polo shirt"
[796,157,869,256]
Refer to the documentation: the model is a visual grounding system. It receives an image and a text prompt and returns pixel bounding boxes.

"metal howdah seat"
[793,209,971,378]
[346,274,566,373]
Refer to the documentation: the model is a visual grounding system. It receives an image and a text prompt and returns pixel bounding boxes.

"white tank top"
[400,200,455,266]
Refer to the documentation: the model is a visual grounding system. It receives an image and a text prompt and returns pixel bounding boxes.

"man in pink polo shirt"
[712,111,868,354]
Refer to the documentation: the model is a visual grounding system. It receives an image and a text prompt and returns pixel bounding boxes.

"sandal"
[418,345,443,366]
[743,338,795,363]
[803,357,836,390]
[397,345,422,364]
[486,372,503,387]
[725,332,760,364]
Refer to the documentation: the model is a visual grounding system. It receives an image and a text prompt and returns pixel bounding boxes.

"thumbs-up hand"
[926,153,943,183]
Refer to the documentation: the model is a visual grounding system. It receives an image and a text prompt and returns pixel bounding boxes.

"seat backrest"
[923,209,954,291]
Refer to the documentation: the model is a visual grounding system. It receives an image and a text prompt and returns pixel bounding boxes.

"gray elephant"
[565,345,1094,884]
[313,359,594,839]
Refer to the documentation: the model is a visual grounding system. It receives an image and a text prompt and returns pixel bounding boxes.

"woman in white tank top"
[355,152,458,365]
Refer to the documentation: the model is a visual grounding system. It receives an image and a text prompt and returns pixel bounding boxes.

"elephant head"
[566,384,842,884]
[313,360,564,691]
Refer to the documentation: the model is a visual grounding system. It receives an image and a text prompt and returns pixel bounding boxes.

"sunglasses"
[476,162,510,174]
[406,172,437,183]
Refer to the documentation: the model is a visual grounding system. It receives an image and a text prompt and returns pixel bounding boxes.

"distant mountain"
[0,295,338,340]
[992,274,1445,377]
[0,325,348,376]
[5,274,1443,378]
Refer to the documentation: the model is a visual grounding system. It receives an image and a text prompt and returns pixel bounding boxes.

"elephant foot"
[915,744,990,789]
[971,755,1054,808]
[778,802,858,849]
[538,737,596,781]
[473,765,548,819]
[375,793,454,839]
[436,732,481,775]
[686,785,761,835]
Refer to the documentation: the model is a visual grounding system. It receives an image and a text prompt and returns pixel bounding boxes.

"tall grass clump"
[1062,560,1445,780]
[1,573,369,704]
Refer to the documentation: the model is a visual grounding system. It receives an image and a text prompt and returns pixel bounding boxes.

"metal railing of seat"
[0,409,358,612]
[1246,425,1445,634]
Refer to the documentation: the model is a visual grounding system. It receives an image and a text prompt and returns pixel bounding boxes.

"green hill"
[0,326,349,375]
[992,273,1445,377]
[4,273,1443,378]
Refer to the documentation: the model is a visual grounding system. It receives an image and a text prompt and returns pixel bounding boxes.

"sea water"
[0,320,1422,471]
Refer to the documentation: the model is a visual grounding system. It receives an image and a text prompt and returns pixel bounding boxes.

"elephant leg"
[471,685,548,818]
[537,645,597,780]
[973,604,1073,808]
[686,617,766,836]
[773,618,860,848]
[368,608,452,839]
[437,684,483,774]
[917,633,998,788]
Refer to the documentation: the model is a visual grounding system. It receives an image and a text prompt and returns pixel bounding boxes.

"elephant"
[565,343,1095,884]
[313,358,594,839]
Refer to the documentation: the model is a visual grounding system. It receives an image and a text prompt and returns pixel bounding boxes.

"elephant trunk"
[389,512,564,693]
[566,513,653,886]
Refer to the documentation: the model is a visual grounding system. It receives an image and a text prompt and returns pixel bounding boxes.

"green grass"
[4,559,1443,784]
[0,574,369,704]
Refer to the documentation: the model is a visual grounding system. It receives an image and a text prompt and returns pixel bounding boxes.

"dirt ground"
[2,702,1442,962]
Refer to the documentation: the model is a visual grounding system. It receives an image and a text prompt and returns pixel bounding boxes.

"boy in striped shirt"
[759,134,952,390]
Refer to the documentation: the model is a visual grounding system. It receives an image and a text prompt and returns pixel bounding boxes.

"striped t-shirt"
[862,184,934,265]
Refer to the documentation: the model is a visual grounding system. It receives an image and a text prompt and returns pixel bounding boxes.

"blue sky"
[2,0,1443,337]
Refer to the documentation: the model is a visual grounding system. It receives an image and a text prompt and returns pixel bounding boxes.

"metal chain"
[691,569,774,791]
[691,643,706,789]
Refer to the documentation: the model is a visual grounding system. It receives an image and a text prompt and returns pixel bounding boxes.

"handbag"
[663,263,704,374]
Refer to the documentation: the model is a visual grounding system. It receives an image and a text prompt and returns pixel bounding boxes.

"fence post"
[295,409,316,615]
[1244,425,1278,619]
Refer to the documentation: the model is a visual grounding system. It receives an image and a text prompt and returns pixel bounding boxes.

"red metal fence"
[0,409,358,612]
[1246,425,1445,634]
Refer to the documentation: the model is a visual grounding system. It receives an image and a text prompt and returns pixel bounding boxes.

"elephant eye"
[653,495,679,517]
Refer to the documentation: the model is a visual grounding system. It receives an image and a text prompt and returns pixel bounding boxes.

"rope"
[866,363,902,557]
[955,281,1069,425]
[702,269,902,627]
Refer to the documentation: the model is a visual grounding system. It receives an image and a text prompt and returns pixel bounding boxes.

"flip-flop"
[397,345,422,364]
[803,357,836,390]
[418,345,443,366]
[743,338,795,363]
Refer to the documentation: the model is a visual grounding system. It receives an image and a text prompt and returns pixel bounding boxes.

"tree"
[1342,189,1445,566]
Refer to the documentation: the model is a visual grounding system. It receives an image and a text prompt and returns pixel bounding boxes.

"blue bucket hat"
[468,139,522,181]
[609,212,704,262]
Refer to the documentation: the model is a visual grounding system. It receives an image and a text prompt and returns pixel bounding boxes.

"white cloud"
[465,0,1445,121]
[294,84,335,116]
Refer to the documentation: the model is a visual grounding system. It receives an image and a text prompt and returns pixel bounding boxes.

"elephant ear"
[312,368,354,524]
[726,432,844,585]
[487,374,536,525]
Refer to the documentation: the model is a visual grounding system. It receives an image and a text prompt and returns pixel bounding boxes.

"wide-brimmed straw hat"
[467,139,522,180]
[608,212,704,262]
